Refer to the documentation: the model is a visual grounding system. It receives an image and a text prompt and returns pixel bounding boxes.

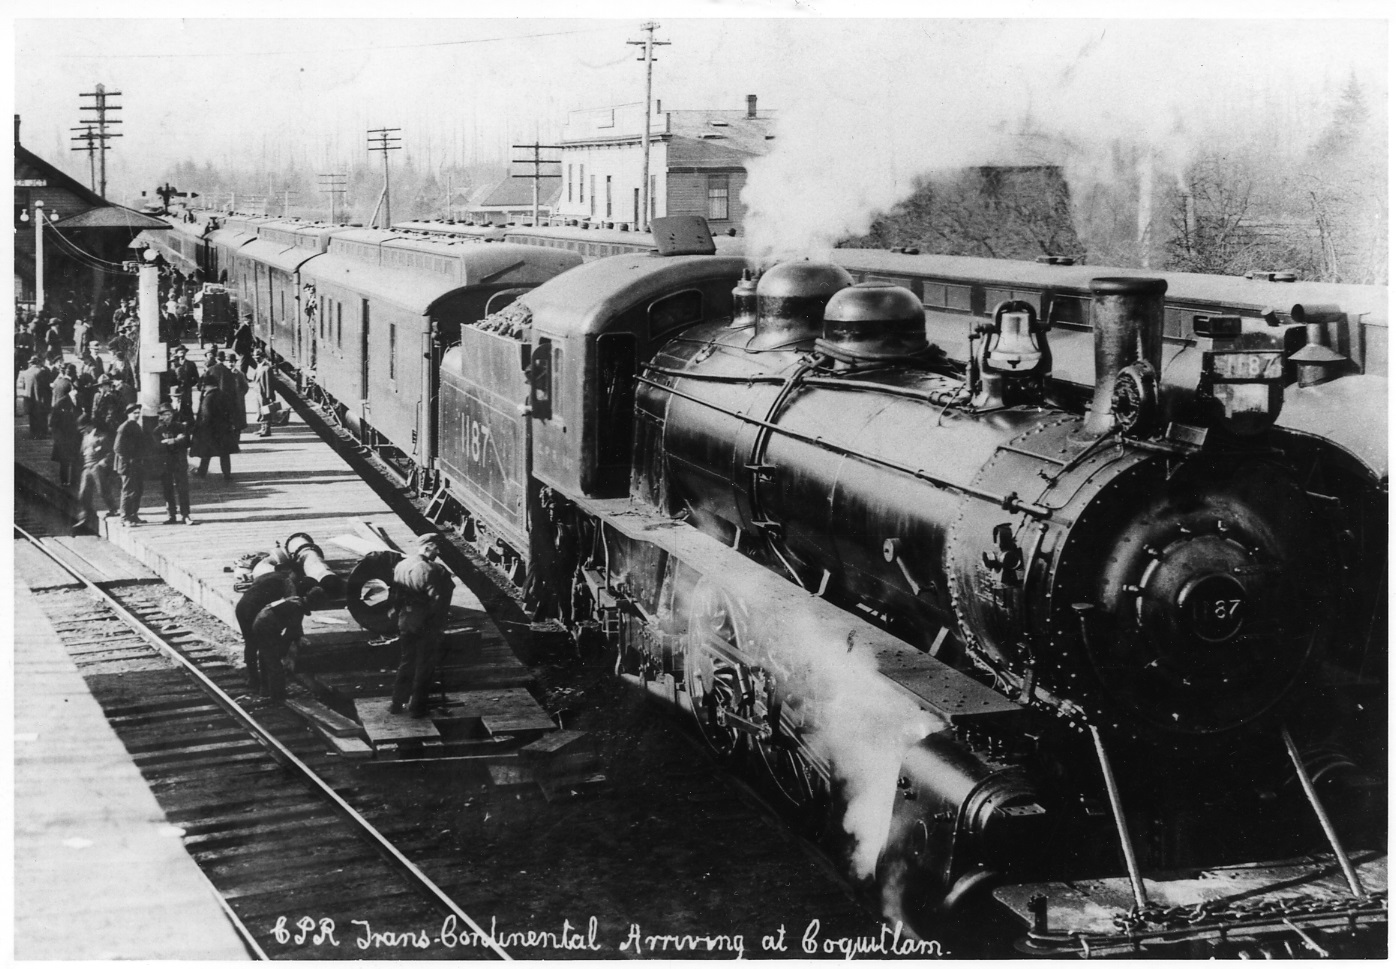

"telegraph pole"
[367,127,402,228]
[627,22,669,231]
[70,125,98,192]
[510,142,562,227]
[317,173,347,223]
[78,83,122,198]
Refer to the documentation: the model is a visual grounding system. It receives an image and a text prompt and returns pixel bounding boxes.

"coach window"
[389,322,397,382]
[647,290,704,341]
[530,337,553,422]
[336,302,343,351]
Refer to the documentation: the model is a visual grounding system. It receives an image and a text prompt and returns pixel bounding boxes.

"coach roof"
[301,242,580,316]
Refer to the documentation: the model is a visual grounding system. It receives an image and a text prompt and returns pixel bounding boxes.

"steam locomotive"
[438,220,1385,954]
[152,211,1385,953]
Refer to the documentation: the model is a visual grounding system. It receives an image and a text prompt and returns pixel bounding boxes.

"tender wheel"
[684,580,751,760]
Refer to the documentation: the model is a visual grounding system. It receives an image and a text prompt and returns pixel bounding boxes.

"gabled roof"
[477,172,563,209]
[53,206,170,230]
[15,143,106,208]
[664,110,776,168]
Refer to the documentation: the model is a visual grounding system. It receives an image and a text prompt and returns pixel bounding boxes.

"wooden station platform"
[11,578,251,959]
[12,384,585,773]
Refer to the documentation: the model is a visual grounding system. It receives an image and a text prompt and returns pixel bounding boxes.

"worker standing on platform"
[170,345,199,421]
[191,373,237,481]
[73,417,118,535]
[389,534,455,718]
[252,350,278,437]
[16,355,44,438]
[236,570,320,694]
[154,404,194,526]
[230,315,254,374]
[114,403,148,525]
[72,317,89,359]
[248,596,309,704]
[225,352,250,435]
[49,388,81,488]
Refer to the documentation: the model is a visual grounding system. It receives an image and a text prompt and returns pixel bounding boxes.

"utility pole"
[367,127,402,228]
[627,22,669,232]
[317,173,347,224]
[78,83,122,198]
[70,125,99,192]
[511,142,562,227]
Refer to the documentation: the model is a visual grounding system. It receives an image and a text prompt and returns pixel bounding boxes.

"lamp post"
[138,247,163,422]
[33,200,44,315]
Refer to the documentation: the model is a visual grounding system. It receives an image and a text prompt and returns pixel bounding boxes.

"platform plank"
[355,697,443,743]
[14,541,84,591]
[450,687,556,733]
[52,536,160,582]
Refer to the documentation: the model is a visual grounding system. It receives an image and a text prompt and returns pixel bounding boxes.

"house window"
[605,176,613,218]
[650,175,657,218]
[707,175,730,221]
[579,165,585,202]
[567,165,573,203]
[589,175,596,217]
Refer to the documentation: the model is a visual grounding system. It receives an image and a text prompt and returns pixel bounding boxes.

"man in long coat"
[113,403,148,525]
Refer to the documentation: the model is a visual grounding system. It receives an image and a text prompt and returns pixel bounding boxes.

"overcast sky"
[11,5,1389,208]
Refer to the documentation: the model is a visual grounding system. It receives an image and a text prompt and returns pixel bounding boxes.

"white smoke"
[740,19,1383,263]
[740,599,946,879]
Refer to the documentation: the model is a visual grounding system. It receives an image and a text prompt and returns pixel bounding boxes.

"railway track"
[15,521,510,961]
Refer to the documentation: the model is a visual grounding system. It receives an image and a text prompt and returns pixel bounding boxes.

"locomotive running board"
[993,852,1388,957]
[570,495,1023,731]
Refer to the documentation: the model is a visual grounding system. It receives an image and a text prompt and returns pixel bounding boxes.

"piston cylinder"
[1081,277,1167,437]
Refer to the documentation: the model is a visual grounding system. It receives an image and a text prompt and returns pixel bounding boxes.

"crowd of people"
[16,296,283,535]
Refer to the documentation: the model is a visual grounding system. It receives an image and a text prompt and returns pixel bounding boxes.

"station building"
[554,95,775,234]
[467,165,564,225]
[14,115,167,315]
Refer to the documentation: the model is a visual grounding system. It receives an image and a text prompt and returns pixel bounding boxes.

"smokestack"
[746,95,758,119]
[1081,277,1167,437]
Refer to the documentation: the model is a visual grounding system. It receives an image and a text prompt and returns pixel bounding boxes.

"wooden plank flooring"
[11,579,250,960]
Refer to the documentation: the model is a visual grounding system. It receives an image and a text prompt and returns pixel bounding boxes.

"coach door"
[360,299,371,405]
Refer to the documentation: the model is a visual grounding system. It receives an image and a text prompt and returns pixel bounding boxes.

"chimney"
[13,114,19,145]
[746,95,757,119]
[654,99,661,113]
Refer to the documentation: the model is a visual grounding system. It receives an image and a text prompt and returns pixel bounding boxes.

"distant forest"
[841,76,1386,284]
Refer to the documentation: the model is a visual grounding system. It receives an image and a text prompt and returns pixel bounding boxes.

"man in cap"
[247,596,310,704]
[170,344,199,421]
[113,403,149,525]
[73,415,119,535]
[154,403,194,525]
[388,533,456,717]
[236,570,322,695]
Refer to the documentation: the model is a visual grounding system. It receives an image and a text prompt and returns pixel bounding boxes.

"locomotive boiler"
[619,260,1383,952]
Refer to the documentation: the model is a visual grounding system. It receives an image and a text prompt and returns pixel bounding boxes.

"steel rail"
[13,522,511,961]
